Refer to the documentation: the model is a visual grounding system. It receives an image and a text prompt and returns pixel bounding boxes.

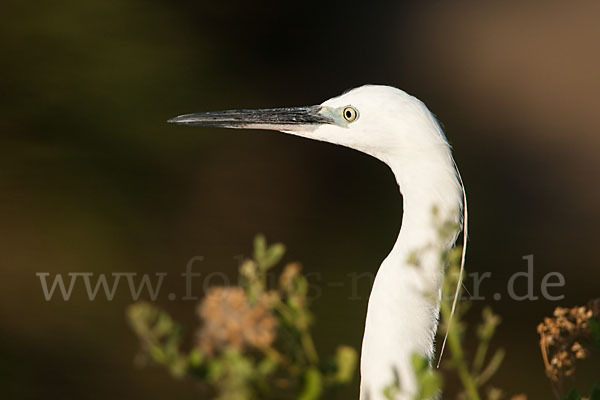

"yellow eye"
[342,106,358,122]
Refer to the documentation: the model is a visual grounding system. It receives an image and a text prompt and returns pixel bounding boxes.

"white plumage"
[310,86,464,399]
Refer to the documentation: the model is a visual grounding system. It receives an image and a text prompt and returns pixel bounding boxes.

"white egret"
[169,85,466,400]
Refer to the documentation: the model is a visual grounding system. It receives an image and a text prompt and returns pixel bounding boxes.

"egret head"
[168,85,450,164]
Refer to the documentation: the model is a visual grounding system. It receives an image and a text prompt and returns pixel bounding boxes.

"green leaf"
[257,357,278,376]
[382,371,401,400]
[299,367,323,400]
[561,388,581,400]
[411,354,441,399]
[411,353,428,374]
[262,243,286,270]
[188,349,204,368]
[382,385,397,400]
[590,383,600,400]
[169,357,188,378]
[253,234,286,270]
[149,345,166,363]
[206,359,224,382]
[589,318,600,346]
[154,312,174,336]
[334,345,358,384]
[254,234,266,263]
[420,371,442,399]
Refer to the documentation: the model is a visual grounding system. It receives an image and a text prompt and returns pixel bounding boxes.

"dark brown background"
[1,1,599,399]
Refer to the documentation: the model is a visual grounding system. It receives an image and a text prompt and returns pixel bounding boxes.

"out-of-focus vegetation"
[126,225,597,400]
[127,236,357,400]
[436,215,507,400]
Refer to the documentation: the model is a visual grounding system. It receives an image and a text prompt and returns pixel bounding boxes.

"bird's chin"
[278,126,319,136]
[277,125,330,141]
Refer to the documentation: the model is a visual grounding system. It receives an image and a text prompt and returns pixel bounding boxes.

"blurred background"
[1,1,599,398]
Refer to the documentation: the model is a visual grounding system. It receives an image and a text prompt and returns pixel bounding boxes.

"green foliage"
[431,214,506,400]
[437,248,505,400]
[298,367,323,400]
[333,346,358,384]
[127,235,358,399]
[253,234,286,271]
[382,358,442,400]
[561,388,581,400]
[589,318,600,347]
[382,370,402,400]
[559,384,600,400]
[412,354,443,400]
[592,384,600,400]
[126,302,188,378]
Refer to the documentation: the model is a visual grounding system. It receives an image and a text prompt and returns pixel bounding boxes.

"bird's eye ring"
[342,106,358,122]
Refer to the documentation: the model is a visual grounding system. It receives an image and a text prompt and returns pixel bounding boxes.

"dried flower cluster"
[197,287,278,355]
[537,298,600,385]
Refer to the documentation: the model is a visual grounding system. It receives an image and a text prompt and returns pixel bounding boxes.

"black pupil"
[345,110,352,118]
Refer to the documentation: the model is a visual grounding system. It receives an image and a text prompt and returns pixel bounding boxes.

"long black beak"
[167,105,335,131]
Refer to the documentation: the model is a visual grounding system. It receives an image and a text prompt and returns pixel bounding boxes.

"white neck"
[359,146,463,400]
